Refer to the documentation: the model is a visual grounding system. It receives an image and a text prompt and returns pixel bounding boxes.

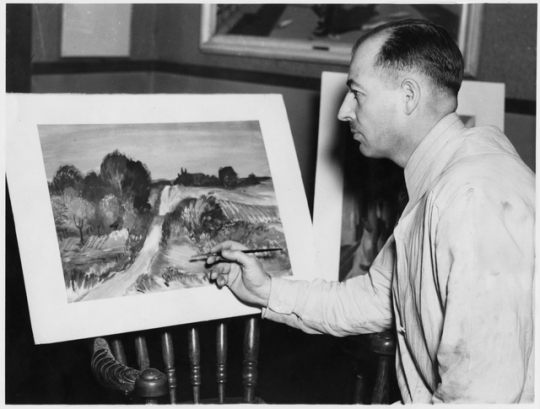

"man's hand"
[206,241,271,308]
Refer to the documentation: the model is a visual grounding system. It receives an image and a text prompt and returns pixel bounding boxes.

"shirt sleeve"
[262,236,396,337]
[431,179,535,403]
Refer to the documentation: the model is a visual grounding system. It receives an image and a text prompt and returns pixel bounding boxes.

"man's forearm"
[263,276,393,337]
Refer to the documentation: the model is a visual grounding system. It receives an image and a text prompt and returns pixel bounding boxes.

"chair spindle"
[188,327,202,404]
[352,372,367,404]
[216,322,228,403]
[162,331,177,404]
[135,335,150,371]
[242,317,259,403]
[371,355,391,404]
[109,338,131,401]
[111,338,128,365]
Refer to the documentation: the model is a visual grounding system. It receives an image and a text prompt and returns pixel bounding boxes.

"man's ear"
[400,78,420,115]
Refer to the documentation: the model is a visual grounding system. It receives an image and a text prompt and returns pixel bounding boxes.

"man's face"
[338,36,403,160]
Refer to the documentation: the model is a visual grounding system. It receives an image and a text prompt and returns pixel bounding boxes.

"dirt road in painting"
[80,186,175,301]
[80,216,165,301]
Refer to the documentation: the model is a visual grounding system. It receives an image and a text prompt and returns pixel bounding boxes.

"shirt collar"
[403,112,465,207]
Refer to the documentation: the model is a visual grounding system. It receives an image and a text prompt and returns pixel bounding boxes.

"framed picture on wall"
[313,72,505,282]
[200,3,484,76]
[6,94,320,344]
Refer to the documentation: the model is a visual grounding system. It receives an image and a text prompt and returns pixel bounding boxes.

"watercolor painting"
[38,121,291,303]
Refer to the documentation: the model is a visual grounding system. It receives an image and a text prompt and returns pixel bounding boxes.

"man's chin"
[358,146,385,160]
[358,144,370,157]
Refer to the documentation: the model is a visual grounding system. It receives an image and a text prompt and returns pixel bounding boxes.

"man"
[206,20,535,403]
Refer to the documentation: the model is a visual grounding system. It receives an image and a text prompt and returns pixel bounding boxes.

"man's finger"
[210,243,225,254]
[211,241,249,254]
[211,263,231,278]
[221,249,253,266]
[206,254,224,265]
[210,240,235,253]
[216,274,228,287]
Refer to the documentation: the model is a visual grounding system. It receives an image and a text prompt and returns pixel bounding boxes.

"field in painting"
[39,122,291,303]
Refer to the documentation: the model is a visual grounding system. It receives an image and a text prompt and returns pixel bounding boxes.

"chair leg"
[242,317,259,403]
[371,355,390,404]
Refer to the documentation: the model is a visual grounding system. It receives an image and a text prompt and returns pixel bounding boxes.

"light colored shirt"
[262,113,535,403]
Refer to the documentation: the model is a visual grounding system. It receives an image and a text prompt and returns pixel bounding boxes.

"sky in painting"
[38,121,272,181]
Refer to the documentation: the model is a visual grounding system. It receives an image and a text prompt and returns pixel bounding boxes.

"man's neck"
[397,111,453,168]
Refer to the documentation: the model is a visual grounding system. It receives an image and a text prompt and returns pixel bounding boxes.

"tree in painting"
[218,166,238,187]
[49,164,83,194]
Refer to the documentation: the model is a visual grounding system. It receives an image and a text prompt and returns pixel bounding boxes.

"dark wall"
[477,4,537,100]
[6,4,32,92]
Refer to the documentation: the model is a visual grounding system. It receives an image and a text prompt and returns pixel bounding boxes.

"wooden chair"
[341,330,398,404]
[91,315,262,404]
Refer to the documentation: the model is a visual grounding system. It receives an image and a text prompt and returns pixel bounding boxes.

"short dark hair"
[353,19,464,96]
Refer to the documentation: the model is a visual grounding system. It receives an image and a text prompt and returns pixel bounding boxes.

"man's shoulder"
[452,125,518,159]
[441,125,532,180]
[429,126,535,207]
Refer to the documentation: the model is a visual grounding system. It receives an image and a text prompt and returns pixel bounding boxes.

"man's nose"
[337,92,354,122]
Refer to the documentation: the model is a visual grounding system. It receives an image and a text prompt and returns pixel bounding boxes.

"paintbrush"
[190,247,283,261]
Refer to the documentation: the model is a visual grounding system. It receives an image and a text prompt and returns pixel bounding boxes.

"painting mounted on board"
[7,94,319,344]
[40,122,291,303]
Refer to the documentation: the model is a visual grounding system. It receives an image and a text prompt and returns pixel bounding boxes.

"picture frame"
[313,72,505,282]
[6,94,320,344]
[200,3,484,76]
